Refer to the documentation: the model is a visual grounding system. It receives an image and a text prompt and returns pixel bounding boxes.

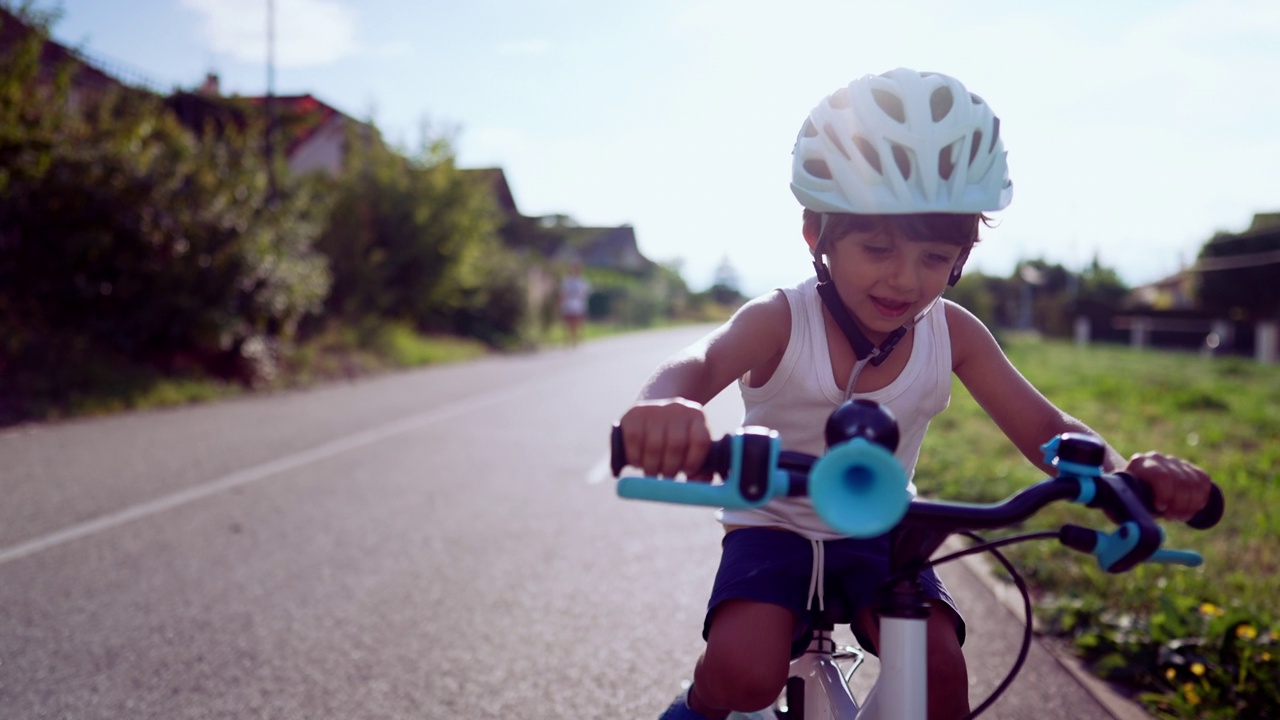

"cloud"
[181,0,360,68]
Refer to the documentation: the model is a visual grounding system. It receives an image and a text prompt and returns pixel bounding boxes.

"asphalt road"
[0,326,1134,719]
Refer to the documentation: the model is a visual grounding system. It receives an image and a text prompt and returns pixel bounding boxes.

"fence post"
[1131,317,1151,349]
[1257,321,1278,364]
[1074,316,1091,347]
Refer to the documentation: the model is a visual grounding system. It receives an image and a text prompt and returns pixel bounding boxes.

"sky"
[34,0,1280,295]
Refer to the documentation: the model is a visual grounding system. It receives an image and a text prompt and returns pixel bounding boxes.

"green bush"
[1,10,329,402]
[314,131,525,345]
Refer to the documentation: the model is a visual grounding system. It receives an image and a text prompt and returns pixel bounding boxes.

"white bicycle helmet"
[791,68,1012,214]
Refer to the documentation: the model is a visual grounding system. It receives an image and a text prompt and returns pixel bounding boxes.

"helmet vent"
[929,86,954,122]
[890,143,912,180]
[829,87,852,109]
[871,89,906,123]
[801,119,819,138]
[938,144,957,181]
[803,158,833,180]
[989,116,1001,152]
[969,131,983,165]
[851,136,883,174]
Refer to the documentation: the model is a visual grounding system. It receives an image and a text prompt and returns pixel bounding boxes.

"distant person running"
[560,261,590,346]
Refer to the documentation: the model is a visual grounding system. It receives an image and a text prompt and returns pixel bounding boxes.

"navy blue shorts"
[705,527,964,659]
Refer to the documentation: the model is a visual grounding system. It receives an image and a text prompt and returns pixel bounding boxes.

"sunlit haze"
[44,0,1280,295]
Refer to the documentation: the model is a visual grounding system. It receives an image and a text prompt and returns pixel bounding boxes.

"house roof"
[0,7,128,93]
[1197,211,1280,272]
[463,168,519,216]
[558,225,653,273]
[245,94,351,156]
[1245,212,1280,235]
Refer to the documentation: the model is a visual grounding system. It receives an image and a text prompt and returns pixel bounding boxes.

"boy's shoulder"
[738,287,793,325]
[941,299,1002,368]
[722,288,794,349]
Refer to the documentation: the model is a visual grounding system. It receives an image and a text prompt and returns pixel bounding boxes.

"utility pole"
[266,0,277,202]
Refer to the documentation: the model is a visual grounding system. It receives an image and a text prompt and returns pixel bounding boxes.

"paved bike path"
[0,326,1154,719]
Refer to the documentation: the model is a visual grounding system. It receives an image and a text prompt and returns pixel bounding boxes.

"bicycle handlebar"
[611,401,1223,574]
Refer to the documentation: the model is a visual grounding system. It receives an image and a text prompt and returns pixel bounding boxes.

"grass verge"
[917,336,1279,718]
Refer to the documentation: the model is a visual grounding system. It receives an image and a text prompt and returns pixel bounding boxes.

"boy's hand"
[618,398,712,478]
[1124,452,1212,522]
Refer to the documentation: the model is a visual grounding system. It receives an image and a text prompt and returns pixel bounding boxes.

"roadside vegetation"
[918,336,1279,718]
[0,5,733,425]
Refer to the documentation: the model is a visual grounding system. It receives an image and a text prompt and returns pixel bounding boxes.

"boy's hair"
[803,209,989,255]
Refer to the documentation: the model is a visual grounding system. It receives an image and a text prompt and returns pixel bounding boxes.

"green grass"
[1,322,491,426]
[918,336,1280,717]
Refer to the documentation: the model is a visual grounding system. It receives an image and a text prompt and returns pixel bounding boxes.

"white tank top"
[719,277,953,540]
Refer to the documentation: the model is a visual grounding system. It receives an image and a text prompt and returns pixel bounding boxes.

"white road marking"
[0,387,516,567]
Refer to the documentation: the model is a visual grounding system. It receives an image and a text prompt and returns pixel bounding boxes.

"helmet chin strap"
[812,257,907,369]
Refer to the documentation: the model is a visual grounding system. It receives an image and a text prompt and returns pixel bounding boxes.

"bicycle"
[610,399,1224,720]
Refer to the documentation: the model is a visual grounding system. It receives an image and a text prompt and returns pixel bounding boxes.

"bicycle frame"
[618,401,1222,720]
[730,613,927,720]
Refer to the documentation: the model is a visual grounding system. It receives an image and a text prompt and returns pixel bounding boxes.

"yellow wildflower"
[1183,683,1201,706]
[1237,625,1258,640]
[1190,662,1206,677]
[1165,667,1177,681]
[1199,602,1224,617]
[1261,652,1272,662]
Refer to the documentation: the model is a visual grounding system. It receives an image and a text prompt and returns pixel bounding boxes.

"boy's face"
[809,226,963,340]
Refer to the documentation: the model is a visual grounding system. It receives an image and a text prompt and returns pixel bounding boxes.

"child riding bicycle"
[616,68,1213,720]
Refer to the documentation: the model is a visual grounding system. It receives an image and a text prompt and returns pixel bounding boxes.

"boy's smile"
[869,294,914,319]
[812,228,963,341]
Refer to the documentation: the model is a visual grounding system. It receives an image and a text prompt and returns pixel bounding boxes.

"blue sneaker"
[658,688,777,720]
[658,690,712,720]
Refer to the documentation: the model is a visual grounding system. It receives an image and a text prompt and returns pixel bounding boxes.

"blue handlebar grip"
[615,430,788,510]
[617,476,743,507]
[1150,549,1204,567]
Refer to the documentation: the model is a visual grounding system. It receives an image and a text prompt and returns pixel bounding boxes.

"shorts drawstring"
[807,538,825,612]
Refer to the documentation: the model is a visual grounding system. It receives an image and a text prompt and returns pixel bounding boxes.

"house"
[1,8,362,181]
[1126,270,1195,312]
[1112,212,1280,360]
[168,74,367,180]
[0,6,148,114]
[464,168,656,275]
[555,224,653,274]
[246,92,362,178]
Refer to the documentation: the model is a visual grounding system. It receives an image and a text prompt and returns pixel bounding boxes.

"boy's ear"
[948,247,972,286]
[802,213,822,255]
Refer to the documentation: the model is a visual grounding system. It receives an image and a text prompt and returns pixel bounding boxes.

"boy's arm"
[621,291,790,477]
[946,301,1110,471]
[946,301,1210,520]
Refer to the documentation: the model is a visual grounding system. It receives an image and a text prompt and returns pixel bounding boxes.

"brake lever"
[1059,524,1204,571]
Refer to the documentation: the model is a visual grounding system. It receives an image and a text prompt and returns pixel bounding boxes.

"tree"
[709,255,746,306]
[315,128,524,345]
[1194,217,1280,321]
[0,5,330,411]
